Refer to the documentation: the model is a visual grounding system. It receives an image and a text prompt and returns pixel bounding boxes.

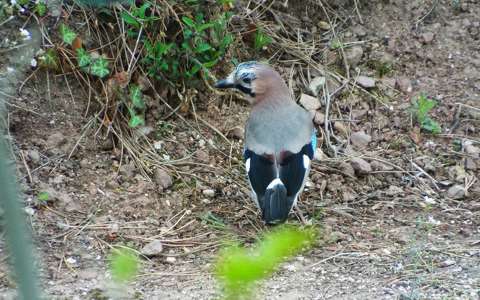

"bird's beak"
[214,73,235,89]
[214,79,235,89]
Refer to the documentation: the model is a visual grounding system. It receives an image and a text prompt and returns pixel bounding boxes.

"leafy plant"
[215,225,317,299]
[411,94,441,134]
[37,191,49,202]
[254,28,272,50]
[38,48,60,70]
[59,24,77,45]
[35,1,47,16]
[126,85,146,128]
[108,248,139,283]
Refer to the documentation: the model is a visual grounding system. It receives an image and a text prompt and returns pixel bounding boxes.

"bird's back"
[245,101,313,157]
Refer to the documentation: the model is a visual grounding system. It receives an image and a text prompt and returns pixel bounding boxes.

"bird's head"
[214,61,288,104]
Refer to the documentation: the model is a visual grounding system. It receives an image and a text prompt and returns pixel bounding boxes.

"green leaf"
[155,42,173,56]
[197,23,214,32]
[254,28,272,50]
[203,60,217,68]
[89,57,110,78]
[416,94,437,123]
[76,48,91,68]
[120,11,140,28]
[35,2,47,16]
[109,248,139,283]
[129,85,145,109]
[134,2,150,19]
[195,42,212,53]
[59,24,77,46]
[421,117,441,134]
[128,115,145,128]
[182,16,195,28]
[215,225,317,299]
[39,48,59,70]
[37,192,49,202]
[188,64,202,76]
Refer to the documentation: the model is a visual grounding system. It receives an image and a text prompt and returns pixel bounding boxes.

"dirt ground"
[1,0,480,299]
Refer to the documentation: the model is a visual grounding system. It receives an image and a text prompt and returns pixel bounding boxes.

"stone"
[308,76,326,96]
[28,150,40,163]
[154,168,173,190]
[195,149,210,163]
[314,148,326,161]
[299,93,321,111]
[396,77,413,93]
[313,111,325,125]
[227,126,244,140]
[350,157,372,175]
[345,46,363,68]
[439,259,456,268]
[334,122,348,137]
[421,32,435,44]
[447,185,465,199]
[318,21,330,30]
[119,162,136,178]
[465,157,477,170]
[356,76,376,88]
[165,256,176,264]
[464,142,479,157]
[202,189,215,198]
[350,131,372,148]
[141,240,163,257]
[352,25,367,38]
[339,162,355,177]
[46,132,65,148]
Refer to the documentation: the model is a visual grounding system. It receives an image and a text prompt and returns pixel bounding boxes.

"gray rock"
[28,150,40,163]
[141,240,163,257]
[350,157,372,175]
[227,126,244,140]
[339,162,355,177]
[396,77,413,93]
[308,76,326,96]
[439,259,456,268]
[421,32,435,44]
[154,168,173,190]
[202,189,215,198]
[447,185,465,199]
[313,111,325,125]
[195,149,210,163]
[356,76,376,88]
[352,25,367,38]
[119,162,136,178]
[299,93,321,111]
[350,131,372,148]
[345,46,363,68]
[46,132,65,149]
[465,157,477,170]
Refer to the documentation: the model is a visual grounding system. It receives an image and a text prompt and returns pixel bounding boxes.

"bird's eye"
[243,77,252,84]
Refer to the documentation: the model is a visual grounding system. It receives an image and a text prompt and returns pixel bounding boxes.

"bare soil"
[1,0,479,299]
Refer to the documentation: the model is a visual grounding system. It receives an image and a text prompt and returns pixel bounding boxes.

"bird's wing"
[278,133,316,204]
[243,149,277,207]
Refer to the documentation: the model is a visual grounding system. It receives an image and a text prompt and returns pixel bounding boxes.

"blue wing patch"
[310,130,317,154]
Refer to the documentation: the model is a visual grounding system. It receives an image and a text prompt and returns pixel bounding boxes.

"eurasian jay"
[215,61,316,224]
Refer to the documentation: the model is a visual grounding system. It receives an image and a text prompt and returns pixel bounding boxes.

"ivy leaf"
[35,1,47,16]
[76,48,91,68]
[421,117,441,134]
[197,23,214,32]
[39,48,60,70]
[182,16,195,28]
[129,85,145,109]
[128,115,145,128]
[89,57,110,78]
[37,192,49,202]
[109,248,139,283]
[195,42,212,53]
[203,60,217,68]
[135,2,150,19]
[120,11,140,28]
[59,24,77,46]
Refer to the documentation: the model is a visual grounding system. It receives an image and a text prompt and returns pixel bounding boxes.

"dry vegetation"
[0,0,479,299]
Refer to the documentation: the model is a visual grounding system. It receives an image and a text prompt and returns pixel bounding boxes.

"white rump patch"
[245,158,251,172]
[303,155,311,169]
[267,178,284,190]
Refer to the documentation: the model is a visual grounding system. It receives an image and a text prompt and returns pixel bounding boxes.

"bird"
[214,61,316,224]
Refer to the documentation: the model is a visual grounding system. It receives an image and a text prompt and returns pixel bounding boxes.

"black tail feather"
[262,183,289,224]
